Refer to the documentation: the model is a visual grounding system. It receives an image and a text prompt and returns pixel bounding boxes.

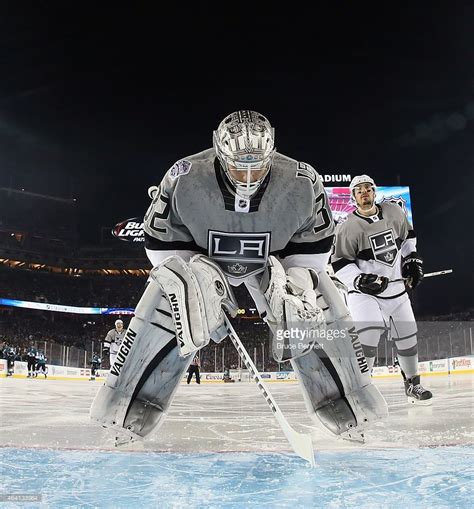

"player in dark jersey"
[332,175,432,405]
[26,344,37,378]
[4,346,16,377]
[90,353,102,381]
[35,350,48,378]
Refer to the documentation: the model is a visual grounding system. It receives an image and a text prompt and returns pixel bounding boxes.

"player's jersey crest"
[169,159,192,179]
[208,231,270,279]
[368,228,398,267]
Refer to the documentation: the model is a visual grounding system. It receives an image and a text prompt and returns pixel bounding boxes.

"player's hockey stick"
[421,269,453,278]
[390,269,453,284]
[224,315,316,468]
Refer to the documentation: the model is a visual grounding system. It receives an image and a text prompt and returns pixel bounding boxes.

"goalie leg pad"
[292,271,388,438]
[152,254,238,357]
[90,278,193,440]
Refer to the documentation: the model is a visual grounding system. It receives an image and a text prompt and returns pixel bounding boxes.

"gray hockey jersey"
[143,148,335,281]
[103,328,126,355]
[331,202,417,298]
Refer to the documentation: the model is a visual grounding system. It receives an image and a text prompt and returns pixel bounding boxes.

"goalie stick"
[224,314,316,468]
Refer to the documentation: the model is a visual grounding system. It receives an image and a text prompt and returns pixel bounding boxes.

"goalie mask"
[213,110,275,199]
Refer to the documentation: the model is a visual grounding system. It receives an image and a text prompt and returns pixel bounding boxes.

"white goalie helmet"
[349,175,376,198]
[213,110,276,199]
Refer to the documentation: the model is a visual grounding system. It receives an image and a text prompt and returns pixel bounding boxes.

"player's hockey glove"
[354,273,389,296]
[102,345,110,356]
[402,252,423,289]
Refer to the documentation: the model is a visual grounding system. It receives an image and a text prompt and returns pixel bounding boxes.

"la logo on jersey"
[208,231,270,279]
[368,228,398,267]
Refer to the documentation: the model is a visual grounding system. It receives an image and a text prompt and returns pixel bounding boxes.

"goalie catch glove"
[402,252,423,289]
[354,273,389,296]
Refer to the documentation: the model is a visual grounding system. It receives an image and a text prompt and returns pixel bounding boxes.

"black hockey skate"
[404,375,433,406]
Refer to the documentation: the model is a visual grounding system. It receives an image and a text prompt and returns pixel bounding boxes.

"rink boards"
[1,355,473,382]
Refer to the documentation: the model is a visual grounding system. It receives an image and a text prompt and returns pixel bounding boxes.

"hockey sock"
[397,354,418,379]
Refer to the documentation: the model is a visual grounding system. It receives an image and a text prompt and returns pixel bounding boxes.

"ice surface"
[0,375,473,507]
[1,447,473,508]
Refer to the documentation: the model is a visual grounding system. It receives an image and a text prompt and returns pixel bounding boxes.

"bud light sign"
[112,217,144,242]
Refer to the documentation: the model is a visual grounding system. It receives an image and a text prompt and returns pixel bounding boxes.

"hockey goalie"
[90,109,388,446]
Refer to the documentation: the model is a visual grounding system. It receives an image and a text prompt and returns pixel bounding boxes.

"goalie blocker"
[90,254,238,443]
[262,256,388,441]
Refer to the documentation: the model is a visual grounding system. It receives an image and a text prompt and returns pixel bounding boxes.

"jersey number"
[146,194,170,234]
[314,193,332,234]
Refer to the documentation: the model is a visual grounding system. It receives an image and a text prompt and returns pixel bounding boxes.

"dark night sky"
[0,5,473,313]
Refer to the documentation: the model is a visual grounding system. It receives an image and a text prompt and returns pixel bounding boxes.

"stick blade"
[282,424,316,467]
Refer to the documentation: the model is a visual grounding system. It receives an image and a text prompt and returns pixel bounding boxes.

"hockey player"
[26,343,37,378]
[90,110,387,446]
[90,352,102,381]
[4,345,16,377]
[34,350,48,378]
[331,175,432,405]
[103,319,126,368]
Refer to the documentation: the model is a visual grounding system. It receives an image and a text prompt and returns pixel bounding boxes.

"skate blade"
[114,435,137,447]
[407,397,433,406]
[340,430,365,444]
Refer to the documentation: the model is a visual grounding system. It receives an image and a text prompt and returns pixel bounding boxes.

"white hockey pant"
[347,292,418,360]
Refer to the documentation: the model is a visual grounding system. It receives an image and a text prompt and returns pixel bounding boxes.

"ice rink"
[1,374,473,508]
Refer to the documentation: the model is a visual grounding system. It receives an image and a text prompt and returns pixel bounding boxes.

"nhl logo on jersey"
[208,231,271,279]
[368,228,398,267]
[169,159,192,179]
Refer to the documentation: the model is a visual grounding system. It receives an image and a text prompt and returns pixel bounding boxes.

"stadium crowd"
[0,266,145,307]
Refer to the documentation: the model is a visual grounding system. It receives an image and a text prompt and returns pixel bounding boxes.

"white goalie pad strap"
[152,254,238,357]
